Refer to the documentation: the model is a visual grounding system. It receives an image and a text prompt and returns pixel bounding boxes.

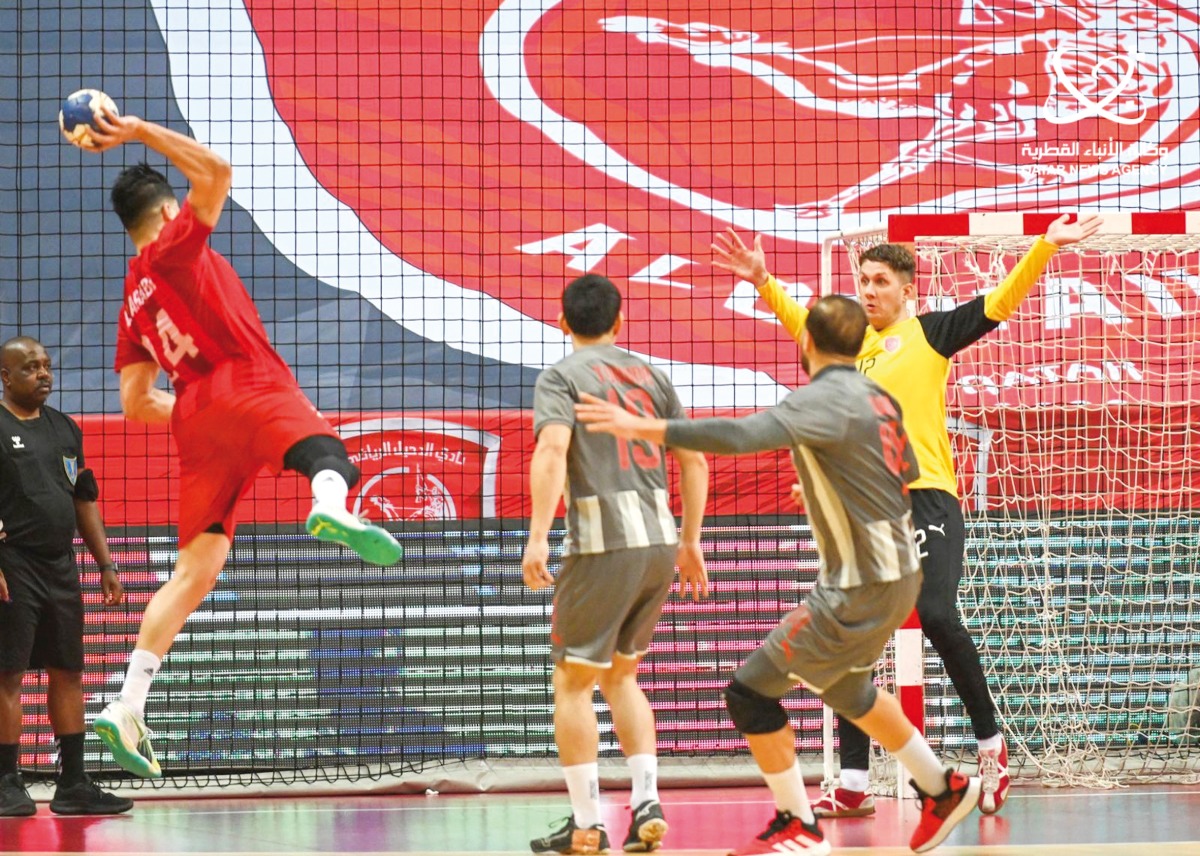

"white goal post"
[819,212,1200,790]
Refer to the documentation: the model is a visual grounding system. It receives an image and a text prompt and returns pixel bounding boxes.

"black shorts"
[0,547,84,673]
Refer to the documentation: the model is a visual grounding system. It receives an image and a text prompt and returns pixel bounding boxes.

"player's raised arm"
[577,392,794,456]
[576,392,669,444]
[90,110,232,228]
[713,228,808,343]
[118,362,176,424]
[983,213,1103,322]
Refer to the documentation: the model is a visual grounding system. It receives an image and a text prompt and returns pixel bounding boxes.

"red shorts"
[172,366,337,547]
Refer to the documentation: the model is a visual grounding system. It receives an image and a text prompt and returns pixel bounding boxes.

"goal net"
[824,212,1200,789]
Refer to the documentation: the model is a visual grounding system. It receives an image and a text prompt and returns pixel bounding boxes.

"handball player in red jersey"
[82,109,402,777]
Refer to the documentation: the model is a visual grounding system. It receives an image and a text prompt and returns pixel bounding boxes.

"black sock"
[0,744,17,777]
[56,733,86,786]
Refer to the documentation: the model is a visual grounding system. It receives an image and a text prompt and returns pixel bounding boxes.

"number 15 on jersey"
[605,385,662,471]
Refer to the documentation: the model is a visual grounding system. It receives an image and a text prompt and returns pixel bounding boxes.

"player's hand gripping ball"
[59,89,119,149]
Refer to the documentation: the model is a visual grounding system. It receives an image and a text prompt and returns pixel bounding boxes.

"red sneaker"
[812,786,876,818]
[909,770,981,854]
[726,810,831,856]
[978,741,1010,815]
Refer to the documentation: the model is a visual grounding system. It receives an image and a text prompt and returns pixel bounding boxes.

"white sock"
[762,760,814,824]
[628,753,659,806]
[563,762,602,828]
[119,649,161,719]
[894,733,947,796]
[977,734,1002,753]
[839,767,870,793]
[311,469,349,509]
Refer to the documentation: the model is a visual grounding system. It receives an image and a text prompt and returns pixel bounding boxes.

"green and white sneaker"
[94,700,162,779]
[306,505,403,566]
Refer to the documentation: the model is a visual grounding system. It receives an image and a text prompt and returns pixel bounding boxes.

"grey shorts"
[550,544,677,668]
[736,572,922,699]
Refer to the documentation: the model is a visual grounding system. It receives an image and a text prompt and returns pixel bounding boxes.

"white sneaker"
[978,740,1010,814]
[93,699,162,778]
[306,505,403,566]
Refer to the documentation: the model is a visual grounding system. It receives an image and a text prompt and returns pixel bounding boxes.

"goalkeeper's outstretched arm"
[983,213,1104,322]
[712,228,809,343]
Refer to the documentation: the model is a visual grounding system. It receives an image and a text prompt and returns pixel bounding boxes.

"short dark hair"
[0,336,46,372]
[806,295,868,358]
[111,162,176,232]
[858,243,916,282]
[562,274,621,338]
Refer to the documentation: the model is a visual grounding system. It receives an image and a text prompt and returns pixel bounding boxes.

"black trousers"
[837,488,999,772]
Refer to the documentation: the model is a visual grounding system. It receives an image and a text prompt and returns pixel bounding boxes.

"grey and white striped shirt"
[665,364,921,589]
[533,344,684,556]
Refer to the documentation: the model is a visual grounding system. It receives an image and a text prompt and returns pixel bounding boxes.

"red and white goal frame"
[821,211,1200,298]
[818,211,1200,794]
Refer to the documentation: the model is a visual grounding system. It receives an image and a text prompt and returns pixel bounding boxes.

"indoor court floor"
[2,784,1199,855]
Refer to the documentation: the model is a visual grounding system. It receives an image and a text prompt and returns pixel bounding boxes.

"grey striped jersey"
[533,344,684,556]
[664,364,921,589]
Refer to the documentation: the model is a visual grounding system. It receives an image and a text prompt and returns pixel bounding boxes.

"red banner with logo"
[80,412,797,527]
[80,405,1197,531]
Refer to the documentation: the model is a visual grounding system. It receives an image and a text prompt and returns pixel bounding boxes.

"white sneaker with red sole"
[811,787,875,818]
[978,740,1010,815]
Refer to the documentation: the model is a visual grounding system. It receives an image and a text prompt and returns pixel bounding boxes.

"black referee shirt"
[0,405,88,558]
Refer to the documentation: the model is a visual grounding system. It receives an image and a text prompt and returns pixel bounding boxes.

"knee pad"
[820,672,878,721]
[283,435,361,488]
[724,679,788,735]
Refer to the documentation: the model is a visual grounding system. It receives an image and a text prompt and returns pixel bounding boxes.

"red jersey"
[114,201,293,395]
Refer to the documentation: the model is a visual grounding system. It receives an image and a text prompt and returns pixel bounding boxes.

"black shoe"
[49,775,134,816]
[0,772,36,817]
[623,800,668,852]
[530,815,610,854]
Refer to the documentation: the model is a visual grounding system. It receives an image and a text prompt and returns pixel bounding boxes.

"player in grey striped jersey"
[578,295,981,856]
[525,274,709,854]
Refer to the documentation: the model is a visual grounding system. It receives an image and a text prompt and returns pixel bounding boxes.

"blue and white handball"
[59,89,119,149]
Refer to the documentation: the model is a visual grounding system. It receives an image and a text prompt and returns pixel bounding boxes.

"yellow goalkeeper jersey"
[757,238,1058,496]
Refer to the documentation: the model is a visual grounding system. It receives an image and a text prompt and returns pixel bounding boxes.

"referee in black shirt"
[0,337,132,816]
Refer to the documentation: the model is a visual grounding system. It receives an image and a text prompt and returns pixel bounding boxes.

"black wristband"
[99,563,118,574]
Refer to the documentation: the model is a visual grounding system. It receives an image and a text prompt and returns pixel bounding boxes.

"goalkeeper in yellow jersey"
[713,213,1101,818]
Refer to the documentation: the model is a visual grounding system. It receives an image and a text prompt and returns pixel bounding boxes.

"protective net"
[20,518,841,788]
[9,0,1200,796]
[835,223,1200,788]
